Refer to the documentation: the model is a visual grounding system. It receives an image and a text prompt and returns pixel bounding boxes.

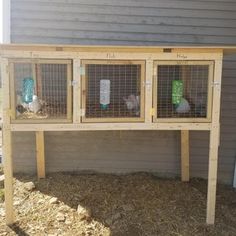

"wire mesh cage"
[81,60,145,122]
[154,61,214,121]
[10,59,72,122]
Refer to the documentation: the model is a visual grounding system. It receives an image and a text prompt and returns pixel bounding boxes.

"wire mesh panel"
[10,59,72,122]
[82,60,145,122]
[154,61,213,121]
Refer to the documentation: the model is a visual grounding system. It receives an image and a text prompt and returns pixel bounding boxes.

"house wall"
[10,0,236,184]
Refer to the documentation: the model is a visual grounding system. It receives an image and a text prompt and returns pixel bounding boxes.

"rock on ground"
[23,182,35,191]
[77,204,91,221]
[56,212,65,222]
[49,197,58,204]
[0,175,4,182]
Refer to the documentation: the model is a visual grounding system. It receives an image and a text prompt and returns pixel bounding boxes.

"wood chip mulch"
[1,173,236,236]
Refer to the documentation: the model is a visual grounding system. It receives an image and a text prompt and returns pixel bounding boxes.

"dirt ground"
[1,173,236,236]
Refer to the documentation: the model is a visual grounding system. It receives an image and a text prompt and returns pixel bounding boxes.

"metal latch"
[212,81,220,87]
[143,81,152,89]
[71,80,78,86]
[150,108,155,116]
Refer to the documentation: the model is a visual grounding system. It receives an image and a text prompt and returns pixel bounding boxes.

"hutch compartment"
[81,60,145,122]
[9,59,72,123]
[153,61,214,122]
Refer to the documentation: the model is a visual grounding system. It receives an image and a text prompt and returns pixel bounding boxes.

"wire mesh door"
[153,61,214,122]
[10,59,72,122]
[81,60,145,122]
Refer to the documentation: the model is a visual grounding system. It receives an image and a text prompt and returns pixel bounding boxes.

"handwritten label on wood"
[177,54,188,59]
[106,53,116,59]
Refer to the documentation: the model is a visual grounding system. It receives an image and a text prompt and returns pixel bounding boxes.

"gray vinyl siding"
[10,0,236,45]
[10,0,236,184]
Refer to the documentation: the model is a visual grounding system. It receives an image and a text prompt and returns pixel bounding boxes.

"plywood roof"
[0,44,236,54]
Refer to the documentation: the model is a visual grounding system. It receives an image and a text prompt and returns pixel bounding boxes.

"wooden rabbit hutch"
[1,44,233,226]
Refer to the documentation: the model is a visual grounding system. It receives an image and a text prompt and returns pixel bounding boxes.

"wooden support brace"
[206,58,223,224]
[207,127,220,224]
[181,130,190,182]
[36,131,45,179]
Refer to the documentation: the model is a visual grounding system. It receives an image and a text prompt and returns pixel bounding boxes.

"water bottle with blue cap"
[22,77,34,104]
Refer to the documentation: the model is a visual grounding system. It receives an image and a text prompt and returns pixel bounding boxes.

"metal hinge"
[143,81,152,88]
[71,80,78,86]
[212,81,220,87]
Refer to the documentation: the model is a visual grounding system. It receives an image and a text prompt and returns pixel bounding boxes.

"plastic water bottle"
[22,77,34,104]
[100,80,110,110]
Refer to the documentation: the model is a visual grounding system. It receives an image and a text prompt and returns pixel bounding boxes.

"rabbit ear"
[123,97,128,102]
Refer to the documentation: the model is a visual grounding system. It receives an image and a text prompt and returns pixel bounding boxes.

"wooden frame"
[10,122,211,131]
[181,130,190,182]
[81,60,145,123]
[153,60,214,123]
[9,58,73,124]
[206,58,223,224]
[36,131,45,179]
[73,59,81,123]
[1,58,14,224]
[0,44,226,226]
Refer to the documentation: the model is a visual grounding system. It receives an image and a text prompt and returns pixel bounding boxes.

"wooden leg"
[181,130,190,182]
[36,131,45,179]
[1,58,14,224]
[206,127,220,224]
[3,127,14,225]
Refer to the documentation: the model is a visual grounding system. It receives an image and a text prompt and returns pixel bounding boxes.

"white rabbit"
[123,94,140,115]
[176,98,190,113]
[29,95,41,113]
